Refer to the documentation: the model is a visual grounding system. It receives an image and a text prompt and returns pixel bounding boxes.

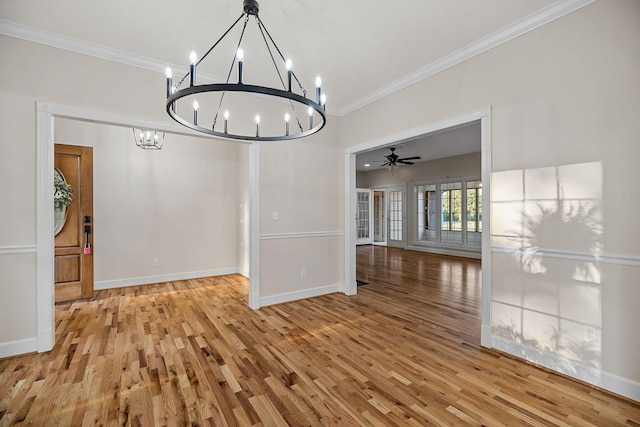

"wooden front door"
[54,144,94,302]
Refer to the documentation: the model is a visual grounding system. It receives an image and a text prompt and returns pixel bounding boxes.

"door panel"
[387,186,405,248]
[54,144,94,302]
[373,190,386,244]
[356,189,372,245]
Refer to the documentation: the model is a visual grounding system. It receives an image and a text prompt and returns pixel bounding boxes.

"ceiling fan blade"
[397,160,415,165]
[379,162,391,168]
[399,156,421,161]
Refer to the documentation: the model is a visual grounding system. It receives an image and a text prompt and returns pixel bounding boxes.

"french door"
[387,186,405,248]
[372,190,386,244]
[356,188,372,245]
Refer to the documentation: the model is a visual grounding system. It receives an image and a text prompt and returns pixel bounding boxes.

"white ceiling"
[356,120,481,171]
[0,0,571,115]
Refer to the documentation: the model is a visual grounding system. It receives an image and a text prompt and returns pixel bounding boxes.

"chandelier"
[165,0,327,142]
[133,129,164,150]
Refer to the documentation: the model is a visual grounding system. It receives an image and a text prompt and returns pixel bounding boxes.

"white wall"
[259,118,344,305]
[238,143,251,277]
[54,119,240,287]
[341,0,640,400]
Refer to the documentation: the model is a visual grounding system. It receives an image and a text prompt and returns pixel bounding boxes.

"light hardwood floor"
[1,246,638,425]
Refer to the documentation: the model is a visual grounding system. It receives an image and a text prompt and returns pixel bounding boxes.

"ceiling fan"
[380,147,421,169]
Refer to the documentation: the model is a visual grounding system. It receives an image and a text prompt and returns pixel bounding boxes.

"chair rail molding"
[0,245,37,255]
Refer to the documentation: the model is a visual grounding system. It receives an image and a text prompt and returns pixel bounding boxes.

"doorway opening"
[35,102,260,353]
[344,107,492,347]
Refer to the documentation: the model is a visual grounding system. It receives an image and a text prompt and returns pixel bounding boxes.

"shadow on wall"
[491,162,603,374]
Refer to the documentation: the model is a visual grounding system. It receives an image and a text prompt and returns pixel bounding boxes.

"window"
[466,180,482,246]
[441,182,462,244]
[389,190,403,241]
[414,177,481,247]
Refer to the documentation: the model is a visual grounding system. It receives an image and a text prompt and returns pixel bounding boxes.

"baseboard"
[492,336,640,402]
[95,267,241,290]
[406,244,481,259]
[37,326,54,353]
[600,370,640,403]
[237,266,250,278]
[259,283,342,307]
[0,337,37,358]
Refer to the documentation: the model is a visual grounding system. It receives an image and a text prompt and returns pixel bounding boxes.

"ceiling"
[0,0,563,115]
[355,120,480,172]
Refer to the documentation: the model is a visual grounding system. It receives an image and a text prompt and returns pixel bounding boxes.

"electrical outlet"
[152,258,159,266]
[300,268,307,278]
[584,326,595,342]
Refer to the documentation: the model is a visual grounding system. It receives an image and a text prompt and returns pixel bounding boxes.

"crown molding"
[0,19,218,83]
[0,0,597,117]
[334,0,598,116]
[0,19,163,72]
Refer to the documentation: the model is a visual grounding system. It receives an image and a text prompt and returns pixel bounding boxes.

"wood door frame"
[36,102,261,352]
[344,106,493,348]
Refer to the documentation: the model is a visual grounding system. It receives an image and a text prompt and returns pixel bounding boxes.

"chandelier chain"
[212,15,251,130]
[254,18,303,133]
[255,15,307,99]
[175,13,246,89]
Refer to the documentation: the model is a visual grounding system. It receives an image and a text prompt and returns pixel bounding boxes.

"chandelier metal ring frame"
[165,0,327,142]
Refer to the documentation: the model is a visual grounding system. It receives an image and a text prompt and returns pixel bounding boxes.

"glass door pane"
[441,182,462,244]
[388,187,404,247]
[356,189,372,245]
[373,190,385,243]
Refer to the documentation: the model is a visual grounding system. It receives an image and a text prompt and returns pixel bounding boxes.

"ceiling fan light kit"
[165,0,327,142]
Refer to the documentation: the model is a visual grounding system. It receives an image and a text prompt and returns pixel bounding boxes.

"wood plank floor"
[1,246,639,426]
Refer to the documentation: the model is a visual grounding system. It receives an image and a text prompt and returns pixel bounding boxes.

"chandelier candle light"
[165,0,327,141]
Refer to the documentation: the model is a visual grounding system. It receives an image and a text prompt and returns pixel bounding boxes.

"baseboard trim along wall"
[259,283,342,307]
[0,337,37,358]
[492,336,640,402]
[94,267,242,290]
[260,231,344,240]
[406,244,481,260]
